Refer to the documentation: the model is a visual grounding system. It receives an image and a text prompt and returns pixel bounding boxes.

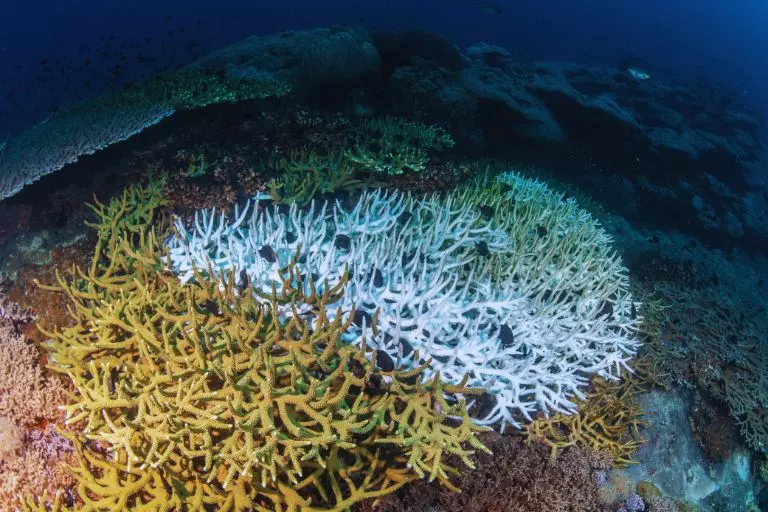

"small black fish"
[479,205,494,220]
[372,268,384,287]
[352,309,373,328]
[348,358,366,378]
[366,373,386,395]
[334,234,351,250]
[536,226,548,237]
[199,299,219,316]
[236,269,249,293]
[499,325,515,348]
[108,368,120,395]
[375,350,394,372]
[476,241,490,257]
[598,301,614,318]
[630,303,637,320]
[285,231,298,244]
[259,245,277,263]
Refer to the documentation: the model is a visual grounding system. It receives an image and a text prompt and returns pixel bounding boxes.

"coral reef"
[0,286,74,511]
[1,21,767,512]
[266,149,365,206]
[33,183,489,510]
[0,68,288,201]
[343,117,454,175]
[166,170,640,429]
[360,432,611,512]
[638,282,768,454]
[524,376,645,467]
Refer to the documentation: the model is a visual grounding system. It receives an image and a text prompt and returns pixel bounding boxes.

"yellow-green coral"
[84,175,169,242]
[265,118,455,206]
[344,117,454,175]
[267,150,365,206]
[62,68,291,116]
[32,184,488,511]
[523,377,645,467]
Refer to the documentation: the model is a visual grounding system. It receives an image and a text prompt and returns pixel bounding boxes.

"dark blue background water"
[1,0,766,139]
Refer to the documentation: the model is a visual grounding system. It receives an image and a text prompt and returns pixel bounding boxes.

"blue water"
[2,0,766,139]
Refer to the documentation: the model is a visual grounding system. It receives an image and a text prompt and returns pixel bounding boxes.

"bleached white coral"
[166,171,640,429]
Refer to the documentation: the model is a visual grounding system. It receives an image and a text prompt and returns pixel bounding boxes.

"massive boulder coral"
[32,183,488,511]
[166,171,640,429]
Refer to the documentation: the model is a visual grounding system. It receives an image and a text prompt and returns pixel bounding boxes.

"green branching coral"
[31,184,488,511]
[84,175,169,242]
[266,150,365,206]
[62,68,291,116]
[264,118,455,206]
[344,117,454,175]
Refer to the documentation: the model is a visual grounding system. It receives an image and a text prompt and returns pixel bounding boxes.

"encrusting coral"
[1,424,75,512]
[29,182,489,511]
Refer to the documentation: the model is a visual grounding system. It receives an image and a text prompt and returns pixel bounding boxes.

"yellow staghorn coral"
[523,376,645,468]
[31,183,489,511]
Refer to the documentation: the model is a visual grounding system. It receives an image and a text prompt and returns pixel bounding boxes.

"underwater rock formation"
[381,40,766,250]
[2,25,764,253]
